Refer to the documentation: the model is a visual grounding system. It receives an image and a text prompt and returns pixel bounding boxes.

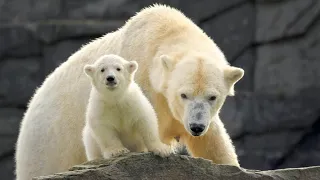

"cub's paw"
[103,148,130,159]
[150,144,173,157]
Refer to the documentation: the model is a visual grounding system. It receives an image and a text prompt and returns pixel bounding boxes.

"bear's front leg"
[152,93,181,146]
[182,119,240,166]
[90,125,130,159]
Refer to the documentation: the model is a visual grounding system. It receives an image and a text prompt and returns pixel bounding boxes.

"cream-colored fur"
[15,4,243,180]
[82,54,172,161]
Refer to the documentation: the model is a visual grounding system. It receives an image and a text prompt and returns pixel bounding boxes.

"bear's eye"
[101,68,105,73]
[116,68,121,71]
[180,93,187,99]
[209,96,216,101]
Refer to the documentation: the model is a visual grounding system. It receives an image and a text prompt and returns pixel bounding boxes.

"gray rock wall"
[1,0,319,179]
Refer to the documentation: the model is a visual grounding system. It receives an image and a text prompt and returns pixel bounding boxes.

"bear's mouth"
[106,82,118,89]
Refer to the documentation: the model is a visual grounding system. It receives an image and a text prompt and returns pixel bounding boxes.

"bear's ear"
[224,66,244,96]
[127,61,138,74]
[160,55,174,71]
[84,65,95,77]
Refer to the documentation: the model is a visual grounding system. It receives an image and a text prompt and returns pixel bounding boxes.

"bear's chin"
[106,85,118,91]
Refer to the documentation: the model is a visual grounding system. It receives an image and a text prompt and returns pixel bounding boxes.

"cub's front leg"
[135,115,174,157]
[82,125,103,161]
[90,124,129,159]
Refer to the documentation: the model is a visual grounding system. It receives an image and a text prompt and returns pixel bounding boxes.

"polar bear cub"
[82,54,173,160]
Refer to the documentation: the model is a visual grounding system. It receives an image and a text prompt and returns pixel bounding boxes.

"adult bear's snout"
[189,123,205,136]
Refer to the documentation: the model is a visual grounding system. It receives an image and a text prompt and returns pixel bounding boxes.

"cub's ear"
[127,61,138,74]
[160,55,174,71]
[84,65,95,77]
[224,66,244,96]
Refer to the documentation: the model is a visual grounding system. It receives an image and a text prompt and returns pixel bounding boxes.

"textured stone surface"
[220,92,253,138]
[0,108,23,180]
[256,0,320,43]
[221,92,319,135]
[0,137,16,158]
[43,39,91,75]
[231,49,255,91]
[1,0,320,179]
[201,2,254,61]
[0,108,23,136]
[240,131,304,167]
[252,95,319,132]
[255,20,320,97]
[29,21,124,43]
[0,0,140,22]
[157,0,247,22]
[34,153,320,180]
[0,25,41,58]
[0,57,41,106]
[0,156,15,180]
[277,118,320,169]
[0,0,249,24]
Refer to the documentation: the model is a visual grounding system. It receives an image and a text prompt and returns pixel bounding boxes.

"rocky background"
[0,0,320,179]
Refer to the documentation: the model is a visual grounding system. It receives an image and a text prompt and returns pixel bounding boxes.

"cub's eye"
[101,68,105,73]
[180,93,187,99]
[116,68,121,71]
[209,96,216,101]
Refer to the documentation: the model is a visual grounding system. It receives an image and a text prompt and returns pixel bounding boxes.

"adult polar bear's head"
[152,54,244,137]
[84,54,138,95]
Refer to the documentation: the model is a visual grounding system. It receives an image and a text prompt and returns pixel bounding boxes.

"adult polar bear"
[15,4,244,180]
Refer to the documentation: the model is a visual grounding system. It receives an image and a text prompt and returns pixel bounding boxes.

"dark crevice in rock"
[0,134,19,137]
[233,126,307,141]
[273,115,320,169]
[256,0,292,3]
[25,21,122,44]
[0,26,42,59]
[199,0,248,25]
[0,149,14,161]
[0,103,27,110]
[44,35,98,46]
[251,40,257,93]
[38,48,47,80]
[0,54,42,62]
[0,50,42,60]
[284,1,317,33]
[253,33,304,47]
[39,32,100,46]
[229,43,253,64]
[254,13,320,45]
[1,19,126,26]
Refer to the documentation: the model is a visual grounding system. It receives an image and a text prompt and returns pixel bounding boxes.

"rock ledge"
[33,152,320,180]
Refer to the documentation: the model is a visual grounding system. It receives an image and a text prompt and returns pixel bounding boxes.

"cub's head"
[84,54,138,94]
[157,54,244,137]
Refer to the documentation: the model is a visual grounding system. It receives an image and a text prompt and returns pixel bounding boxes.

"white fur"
[82,54,172,160]
[15,4,243,180]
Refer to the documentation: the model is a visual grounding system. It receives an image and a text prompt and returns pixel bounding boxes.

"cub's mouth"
[105,75,118,89]
[106,82,118,89]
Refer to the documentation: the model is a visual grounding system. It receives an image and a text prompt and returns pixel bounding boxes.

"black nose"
[190,123,205,135]
[106,76,115,82]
